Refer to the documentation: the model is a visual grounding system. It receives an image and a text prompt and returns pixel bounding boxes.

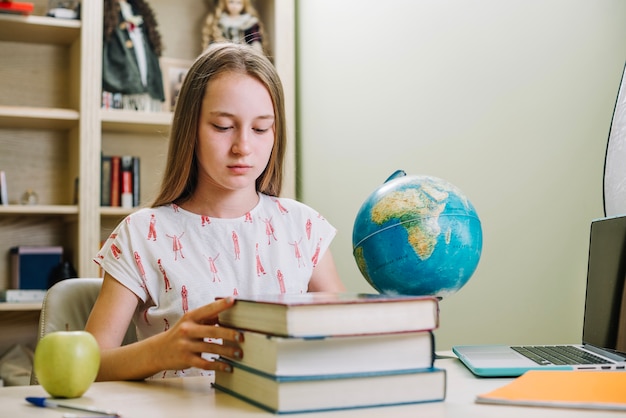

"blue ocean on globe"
[352,170,483,298]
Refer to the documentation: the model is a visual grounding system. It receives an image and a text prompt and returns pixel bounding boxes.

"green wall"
[296,0,626,349]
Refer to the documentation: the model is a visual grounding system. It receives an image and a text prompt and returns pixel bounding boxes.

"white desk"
[1,355,622,417]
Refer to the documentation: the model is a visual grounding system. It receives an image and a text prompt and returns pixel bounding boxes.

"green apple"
[33,331,100,398]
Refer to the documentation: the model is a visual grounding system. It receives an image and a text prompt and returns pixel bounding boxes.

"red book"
[0,2,34,15]
[110,156,121,207]
[120,156,133,208]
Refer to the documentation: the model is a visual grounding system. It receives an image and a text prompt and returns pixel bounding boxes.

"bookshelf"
[0,0,296,356]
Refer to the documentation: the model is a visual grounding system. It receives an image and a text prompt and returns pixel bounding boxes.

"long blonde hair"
[151,43,286,207]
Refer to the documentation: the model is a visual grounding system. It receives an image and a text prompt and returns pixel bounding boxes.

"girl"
[86,43,345,381]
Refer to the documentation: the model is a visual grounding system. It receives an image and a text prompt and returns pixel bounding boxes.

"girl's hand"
[152,297,244,372]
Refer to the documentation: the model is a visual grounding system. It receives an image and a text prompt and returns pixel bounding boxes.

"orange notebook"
[476,370,626,411]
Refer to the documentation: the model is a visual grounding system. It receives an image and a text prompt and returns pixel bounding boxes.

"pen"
[25,396,121,417]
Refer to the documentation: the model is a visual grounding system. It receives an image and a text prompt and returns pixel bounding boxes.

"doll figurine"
[102,0,165,111]
[201,0,268,55]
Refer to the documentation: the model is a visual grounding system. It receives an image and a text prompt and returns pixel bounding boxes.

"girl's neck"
[181,189,259,219]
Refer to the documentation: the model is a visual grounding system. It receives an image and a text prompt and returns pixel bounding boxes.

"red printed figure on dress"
[206,253,221,282]
[157,259,172,291]
[147,214,157,241]
[311,237,323,267]
[262,217,277,244]
[276,269,286,293]
[255,242,266,276]
[272,197,288,214]
[110,243,121,259]
[232,231,240,260]
[181,285,188,313]
[289,238,305,267]
[166,232,185,260]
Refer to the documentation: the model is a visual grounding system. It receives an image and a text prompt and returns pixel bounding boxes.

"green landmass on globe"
[353,171,483,298]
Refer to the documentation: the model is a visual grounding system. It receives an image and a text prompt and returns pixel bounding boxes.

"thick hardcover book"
[132,156,140,207]
[110,155,121,207]
[101,155,112,207]
[476,370,626,411]
[213,361,446,414]
[0,170,7,205]
[217,292,439,337]
[220,329,435,377]
[120,155,133,208]
[10,246,63,290]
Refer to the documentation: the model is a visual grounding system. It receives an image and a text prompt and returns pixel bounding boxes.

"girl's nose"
[231,129,252,155]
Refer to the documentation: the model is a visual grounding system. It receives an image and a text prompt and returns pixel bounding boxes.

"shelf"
[0,205,78,216]
[0,302,42,311]
[0,14,81,45]
[0,106,80,130]
[101,110,172,134]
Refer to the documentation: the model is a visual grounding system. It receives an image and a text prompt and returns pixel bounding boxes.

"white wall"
[296,0,626,350]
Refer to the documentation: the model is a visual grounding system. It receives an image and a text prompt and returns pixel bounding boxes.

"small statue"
[102,0,165,111]
[201,0,268,55]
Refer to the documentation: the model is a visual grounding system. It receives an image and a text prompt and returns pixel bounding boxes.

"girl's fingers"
[189,297,236,323]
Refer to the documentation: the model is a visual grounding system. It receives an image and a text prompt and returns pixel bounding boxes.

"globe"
[352,170,483,298]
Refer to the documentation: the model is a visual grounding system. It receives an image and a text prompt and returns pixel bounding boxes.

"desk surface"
[1,354,623,417]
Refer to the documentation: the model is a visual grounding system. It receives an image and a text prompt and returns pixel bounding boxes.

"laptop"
[453,214,626,377]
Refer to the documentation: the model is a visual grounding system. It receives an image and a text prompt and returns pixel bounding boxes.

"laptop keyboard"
[511,345,613,366]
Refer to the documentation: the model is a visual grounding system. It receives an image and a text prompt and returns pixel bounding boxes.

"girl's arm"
[307,250,346,292]
[85,273,243,381]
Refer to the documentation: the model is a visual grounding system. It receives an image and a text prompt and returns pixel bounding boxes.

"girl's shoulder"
[257,194,321,217]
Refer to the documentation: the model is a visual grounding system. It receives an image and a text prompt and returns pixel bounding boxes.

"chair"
[30,278,137,384]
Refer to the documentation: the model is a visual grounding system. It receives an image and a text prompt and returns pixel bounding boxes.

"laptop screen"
[582,215,626,354]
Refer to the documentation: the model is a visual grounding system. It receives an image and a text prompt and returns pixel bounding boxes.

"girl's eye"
[213,124,231,132]
[253,127,270,134]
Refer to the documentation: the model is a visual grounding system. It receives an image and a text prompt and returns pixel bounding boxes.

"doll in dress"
[102,0,165,111]
[201,0,268,55]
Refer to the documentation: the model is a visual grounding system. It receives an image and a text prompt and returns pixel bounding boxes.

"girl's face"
[196,71,275,195]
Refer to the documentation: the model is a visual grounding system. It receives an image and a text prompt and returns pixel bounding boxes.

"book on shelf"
[110,155,120,207]
[0,170,7,206]
[120,155,133,208]
[476,370,626,411]
[10,246,63,290]
[213,360,446,414]
[217,292,439,338]
[101,155,112,207]
[101,154,140,208]
[0,289,46,303]
[220,329,435,377]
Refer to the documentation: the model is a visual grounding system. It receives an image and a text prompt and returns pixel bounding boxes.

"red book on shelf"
[120,156,133,208]
[0,2,35,15]
[110,156,121,207]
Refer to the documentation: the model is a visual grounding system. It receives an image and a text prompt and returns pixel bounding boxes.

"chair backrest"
[30,278,137,384]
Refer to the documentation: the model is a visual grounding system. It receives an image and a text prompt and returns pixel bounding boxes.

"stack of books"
[101,154,140,208]
[214,292,445,414]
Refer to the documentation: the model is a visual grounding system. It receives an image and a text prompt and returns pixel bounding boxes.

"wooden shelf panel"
[0,14,80,45]
[0,302,42,311]
[0,204,78,216]
[0,106,79,130]
[101,110,172,134]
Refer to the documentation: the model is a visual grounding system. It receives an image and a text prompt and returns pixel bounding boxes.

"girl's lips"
[228,164,252,174]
